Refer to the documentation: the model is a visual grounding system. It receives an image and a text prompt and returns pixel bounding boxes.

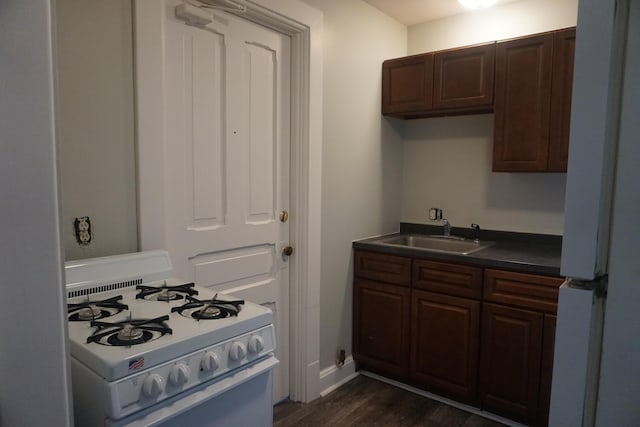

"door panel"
[192,245,276,288]
[493,34,553,171]
[245,42,277,223]
[353,279,411,379]
[187,31,225,227]
[151,1,291,402]
[548,28,576,172]
[411,290,480,404]
[480,303,543,423]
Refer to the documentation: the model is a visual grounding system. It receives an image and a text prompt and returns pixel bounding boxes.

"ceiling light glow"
[458,0,497,9]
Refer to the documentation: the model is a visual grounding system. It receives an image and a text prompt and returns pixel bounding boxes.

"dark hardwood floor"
[274,375,508,427]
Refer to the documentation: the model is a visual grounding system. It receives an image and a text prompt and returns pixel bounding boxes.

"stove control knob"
[142,374,165,398]
[248,335,265,354]
[169,364,190,387]
[201,351,220,373]
[229,341,247,361]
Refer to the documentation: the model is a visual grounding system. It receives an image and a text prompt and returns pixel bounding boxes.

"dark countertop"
[352,223,563,276]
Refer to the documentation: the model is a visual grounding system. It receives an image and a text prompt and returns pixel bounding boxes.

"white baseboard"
[318,355,359,397]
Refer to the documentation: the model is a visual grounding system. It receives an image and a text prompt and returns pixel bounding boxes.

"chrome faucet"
[442,219,451,237]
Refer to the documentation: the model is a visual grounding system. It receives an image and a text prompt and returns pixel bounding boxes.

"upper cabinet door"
[382,54,434,115]
[548,28,576,172]
[493,34,554,172]
[433,43,495,110]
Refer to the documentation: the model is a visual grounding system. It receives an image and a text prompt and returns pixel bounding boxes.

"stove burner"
[198,305,222,319]
[108,326,150,346]
[171,294,244,320]
[136,282,198,302]
[87,315,172,347]
[77,307,102,321]
[117,326,144,341]
[157,289,177,301]
[68,296,128,322]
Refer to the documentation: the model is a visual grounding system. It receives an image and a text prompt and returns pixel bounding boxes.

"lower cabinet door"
[410,290,480,404]
[480,302,543,424]
[538,314,557,426]
[353,278,411,379]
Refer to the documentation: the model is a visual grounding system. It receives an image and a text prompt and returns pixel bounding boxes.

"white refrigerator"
[549,0,640,426]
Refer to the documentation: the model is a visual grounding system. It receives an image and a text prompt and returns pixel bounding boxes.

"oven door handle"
[106,355,279,427]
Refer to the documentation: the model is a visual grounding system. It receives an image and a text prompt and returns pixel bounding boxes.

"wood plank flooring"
[274,375,507,427]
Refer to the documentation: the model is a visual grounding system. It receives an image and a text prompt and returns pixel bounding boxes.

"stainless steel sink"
[378,234,494,255]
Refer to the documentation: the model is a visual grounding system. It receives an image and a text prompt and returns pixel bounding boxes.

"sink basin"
[378,234,494,255]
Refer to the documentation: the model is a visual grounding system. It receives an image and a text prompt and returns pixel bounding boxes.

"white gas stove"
[66,250,277,427]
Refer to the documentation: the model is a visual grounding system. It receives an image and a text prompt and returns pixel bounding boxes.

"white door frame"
[134,0,323,402]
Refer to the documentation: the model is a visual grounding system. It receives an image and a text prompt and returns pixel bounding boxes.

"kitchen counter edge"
[352,225,562,277]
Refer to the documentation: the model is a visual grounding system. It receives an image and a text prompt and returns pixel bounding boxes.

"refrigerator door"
[560,0,627,281]
[549,280,605,427]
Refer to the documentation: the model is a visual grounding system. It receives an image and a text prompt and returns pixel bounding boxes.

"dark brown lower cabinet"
[538,314,557,426]
[353,278,411,379]
[353,250,561,426]
[479,302,543,425]
[410,290,480,404]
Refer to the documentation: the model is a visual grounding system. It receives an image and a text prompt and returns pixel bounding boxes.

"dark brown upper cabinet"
[382,54,434,116]
[382,43,495,118]
[493,27,576,172]
[548,28,576,172]
[433,43,495,111]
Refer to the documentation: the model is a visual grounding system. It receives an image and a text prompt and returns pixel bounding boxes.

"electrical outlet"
[429,208,442,221]
[73,216,92,246]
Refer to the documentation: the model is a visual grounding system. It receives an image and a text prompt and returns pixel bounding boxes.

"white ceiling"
[363,0,519,26]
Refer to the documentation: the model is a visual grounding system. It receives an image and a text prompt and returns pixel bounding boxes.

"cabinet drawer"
[355,251,411,287]
[484,269,563,313]
[413,259,482,299]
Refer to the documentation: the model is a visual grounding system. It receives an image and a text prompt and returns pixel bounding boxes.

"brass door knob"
[282,246,293,257]
[280,210,289,223]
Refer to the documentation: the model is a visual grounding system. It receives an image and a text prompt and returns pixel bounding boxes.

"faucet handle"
[442,218,451,236]
[471,223,480,241]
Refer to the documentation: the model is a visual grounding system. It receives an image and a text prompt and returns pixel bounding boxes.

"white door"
[140,1,291,402]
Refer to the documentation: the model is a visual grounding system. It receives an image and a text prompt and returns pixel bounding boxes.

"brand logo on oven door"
[128,357,145,371]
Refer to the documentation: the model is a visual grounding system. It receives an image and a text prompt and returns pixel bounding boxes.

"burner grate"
[135,282,198,301]
[87,315,172,347]
[68,295,129,322]
[171,294,244,320]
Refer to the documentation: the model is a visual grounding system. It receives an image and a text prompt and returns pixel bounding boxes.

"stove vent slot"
[67,278,143,298]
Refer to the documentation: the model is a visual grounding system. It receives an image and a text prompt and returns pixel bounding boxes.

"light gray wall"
[402,0,578,235]
[0,1,72,425]
[300,0,407,371]
[56,0,138,260]
[408,0,579,54]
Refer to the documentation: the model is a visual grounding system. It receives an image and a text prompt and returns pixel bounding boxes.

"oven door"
[106,355,278,427]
